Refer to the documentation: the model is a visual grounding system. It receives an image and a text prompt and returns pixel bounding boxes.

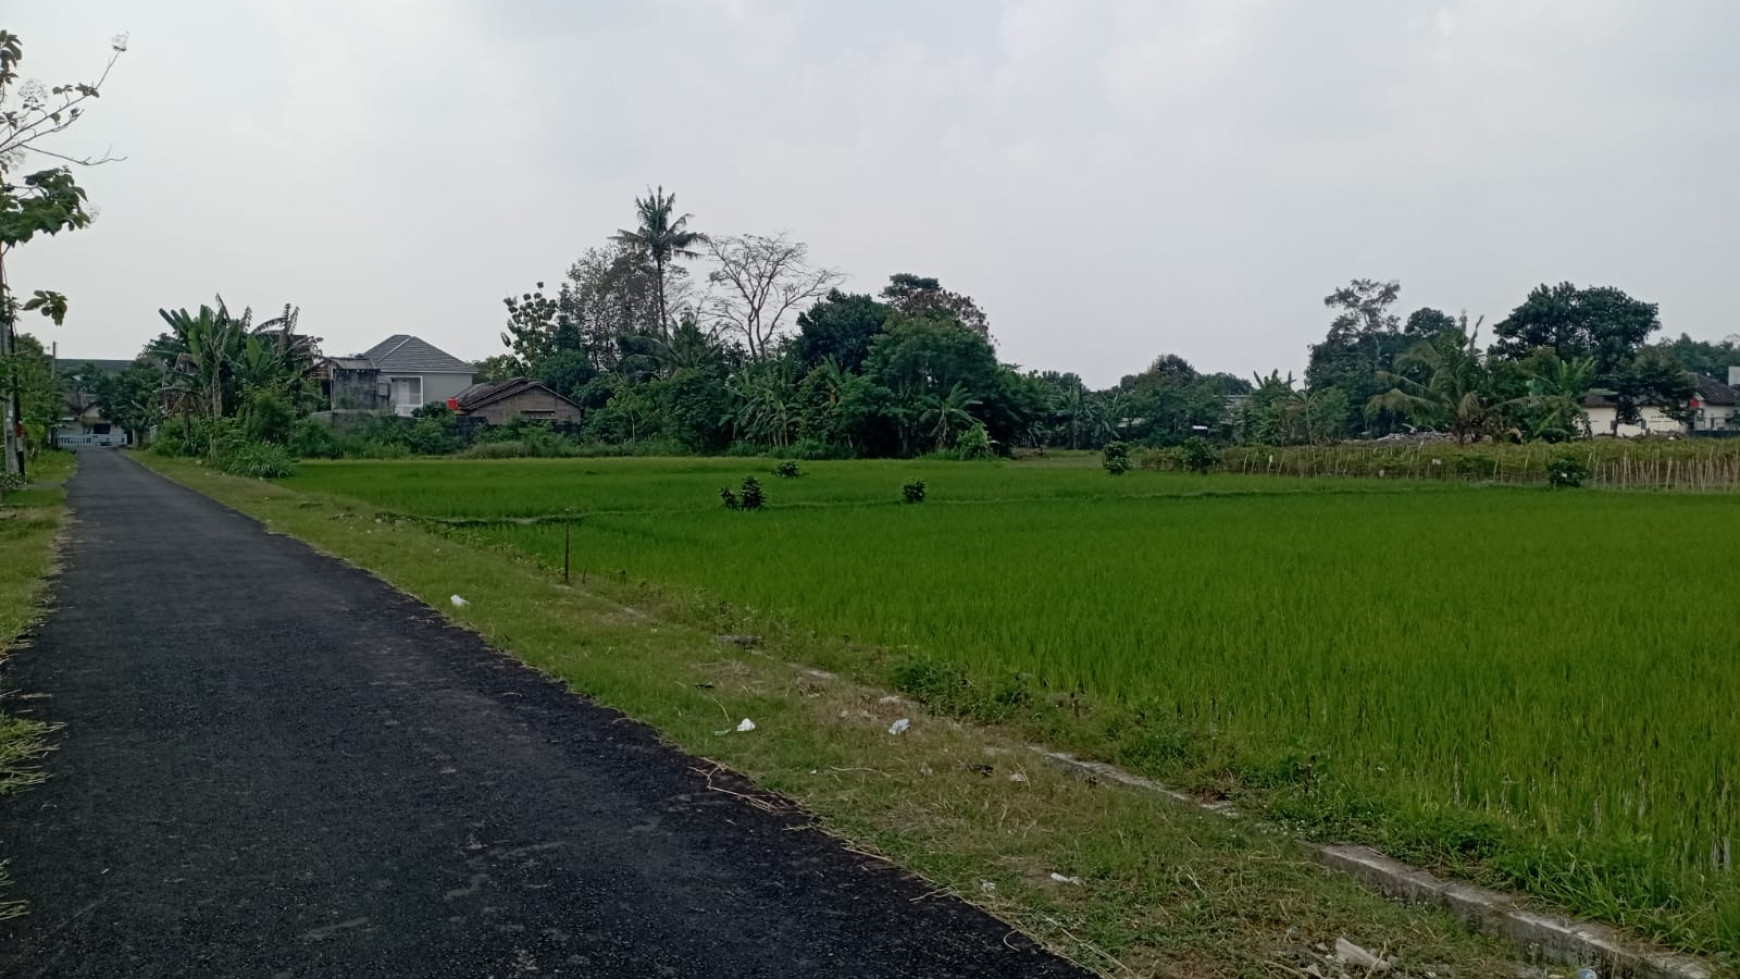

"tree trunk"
[654,254,668,339]
[0,245,22,484]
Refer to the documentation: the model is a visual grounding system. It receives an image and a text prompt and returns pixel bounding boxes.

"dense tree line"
[473,190,1733,457]
[11,184,1737,470]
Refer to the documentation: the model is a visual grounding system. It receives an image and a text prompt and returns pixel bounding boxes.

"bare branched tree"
[705,233,843,360]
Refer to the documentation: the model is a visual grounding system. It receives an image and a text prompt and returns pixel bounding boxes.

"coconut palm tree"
[1524,354,1596,439]
[613,186,706,337]
[1366,318,1501,443]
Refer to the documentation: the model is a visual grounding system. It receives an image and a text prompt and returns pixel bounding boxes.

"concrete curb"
[1033,749,1718,979]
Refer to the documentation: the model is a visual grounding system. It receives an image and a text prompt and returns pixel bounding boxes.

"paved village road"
[0,449,1086,978]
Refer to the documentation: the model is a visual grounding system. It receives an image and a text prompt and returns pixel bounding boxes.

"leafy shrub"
[1179,436,1217,474]
[289,417,347,459]
[721,476,765,511]
[1102,440,1131,476]
[892,657,970,711]
[219,442,298,479]
[956,423,997,461]
[774,460,803,479]
[1547,451,1591,489]
[239,387,295,445]
[150,425,192,458]
[739,476,765,510]
[406,417,460,456]
[902,479,926,504]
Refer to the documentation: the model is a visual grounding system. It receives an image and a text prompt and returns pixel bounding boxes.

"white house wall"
[1585,406,1690,438]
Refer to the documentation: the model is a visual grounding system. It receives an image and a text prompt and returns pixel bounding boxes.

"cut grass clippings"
[136,455,1546,978]
[0,450,75,917]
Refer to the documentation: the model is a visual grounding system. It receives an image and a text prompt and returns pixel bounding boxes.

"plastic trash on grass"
[888,718,910,735]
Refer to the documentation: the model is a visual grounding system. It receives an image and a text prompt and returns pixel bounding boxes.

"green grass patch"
[143,453,1540,977]
[0,451,74,917]
[264,454,1740,958]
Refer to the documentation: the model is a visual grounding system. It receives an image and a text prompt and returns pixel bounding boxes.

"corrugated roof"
[360,335,474,374]
[454,377,582,412]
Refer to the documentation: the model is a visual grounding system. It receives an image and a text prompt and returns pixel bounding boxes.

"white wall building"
[1583,372,1740,438]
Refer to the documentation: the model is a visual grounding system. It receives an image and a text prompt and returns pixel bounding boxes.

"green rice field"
[283,456,1740,953]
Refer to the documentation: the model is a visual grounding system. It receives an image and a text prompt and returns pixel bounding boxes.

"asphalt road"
[0,449,1085,978]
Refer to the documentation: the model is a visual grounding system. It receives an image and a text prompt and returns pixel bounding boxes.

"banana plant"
[158,301,247,453]
[918,382,982,451]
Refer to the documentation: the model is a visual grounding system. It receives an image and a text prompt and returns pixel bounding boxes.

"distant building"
[54,359,134,447]
[318,336,474,416]
[453,378,584,425]
[1583,373,1740,437]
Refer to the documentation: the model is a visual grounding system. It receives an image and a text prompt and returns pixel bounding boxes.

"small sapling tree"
[1180,436,1216,474]
[1102,440,1130,475]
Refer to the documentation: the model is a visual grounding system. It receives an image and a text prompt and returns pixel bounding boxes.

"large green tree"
[861,314,1038,453]
[792,291,891,373]
[1304,281,1455,438]
[1114,354,1249,445]
[1650,333,1740,381]
[879,274,990,338]
[500,281,582,374]
[91,359,165,445]
[1489,282,1660,379]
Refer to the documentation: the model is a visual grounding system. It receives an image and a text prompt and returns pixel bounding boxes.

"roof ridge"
[378,335,414,361]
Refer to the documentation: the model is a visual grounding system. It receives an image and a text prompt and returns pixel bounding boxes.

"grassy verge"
[139,457,1543,977]
[0,451,75,916]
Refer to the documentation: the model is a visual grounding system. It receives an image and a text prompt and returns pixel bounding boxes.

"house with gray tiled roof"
[318,335,474,416]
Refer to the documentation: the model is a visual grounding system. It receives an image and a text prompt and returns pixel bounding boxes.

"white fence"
[56,433,130,447]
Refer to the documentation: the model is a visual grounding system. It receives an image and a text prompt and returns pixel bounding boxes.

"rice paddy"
[284,455,1740,953]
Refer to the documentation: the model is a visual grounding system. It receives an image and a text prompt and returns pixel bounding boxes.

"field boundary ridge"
[1036,749,1718,979]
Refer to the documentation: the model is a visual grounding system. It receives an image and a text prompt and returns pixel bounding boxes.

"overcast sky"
[10,1,1738,385]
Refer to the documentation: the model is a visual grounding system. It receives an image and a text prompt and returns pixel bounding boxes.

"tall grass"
[287,457,1740,953]
[1146,439,1740,489]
